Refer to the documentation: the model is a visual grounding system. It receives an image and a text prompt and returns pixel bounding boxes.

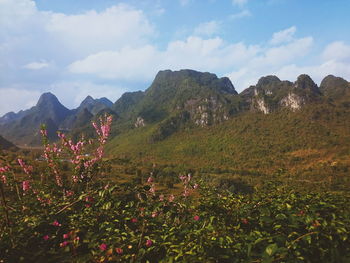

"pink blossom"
[168,194,175,202]
[40,128,47,137]
[193,183,199,189]
[65,190,74,197]
[18,159,33,175]
[241,218,248,224]
[99,243,107,251]
[115,247,123,254]
[159,194,164,201]
[22,180,31,192]
[1,175,7,184]
[149,185,156,195]
[0,165,10,173]
[152,211,158,218]
[63,233,70,239]
[60,241,69,247]
[57,132,65,140]
[43,235,50,241]
[194,215,200,221]
[52,220,62,227]
[183,188,191,197]
[147,176,153,183]
[131,218,138,223]
[145,239,153,247]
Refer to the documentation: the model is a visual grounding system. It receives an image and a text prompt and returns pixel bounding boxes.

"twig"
[55,199,82,214]
[288,231,317,248]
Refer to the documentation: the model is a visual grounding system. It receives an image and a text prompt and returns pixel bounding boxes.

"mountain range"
[1,70,350,174]
[0,93,113,146]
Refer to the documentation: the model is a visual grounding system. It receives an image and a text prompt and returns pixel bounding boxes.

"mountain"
[245,74,321,114]
[78,96,113,115]
[111,69,239,141]
[320,75,350,102]
[0,93,114,146]
[0,92,71,145]
[105,70,350,182]
[60,96,114,130]
[0,135,17,151]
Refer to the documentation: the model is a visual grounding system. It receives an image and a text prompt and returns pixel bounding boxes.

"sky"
[1,0,350,115]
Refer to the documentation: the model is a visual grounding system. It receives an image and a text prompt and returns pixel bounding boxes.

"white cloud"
[232,0,248,7]
[322,41,350,62]
[226,36,314,90]
[229,10,252,20]
[69,45,159,81]
[23,61,50,70]
[68,36,261,81]
[270,26,296,45]
[193,21,221,37]
[0,88,41,115]
[46,4,155,55]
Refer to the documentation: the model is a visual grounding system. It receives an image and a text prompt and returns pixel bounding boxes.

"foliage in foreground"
[1,115,350,263]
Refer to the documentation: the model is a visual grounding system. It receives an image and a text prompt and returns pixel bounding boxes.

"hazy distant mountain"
[0,92,71,145]
[0,93,114,146]
[78,96,113,115]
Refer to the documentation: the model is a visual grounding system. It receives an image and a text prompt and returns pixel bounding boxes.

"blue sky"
[1,0,350,115]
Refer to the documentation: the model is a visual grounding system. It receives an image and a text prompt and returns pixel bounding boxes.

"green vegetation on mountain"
[103,70,350,190]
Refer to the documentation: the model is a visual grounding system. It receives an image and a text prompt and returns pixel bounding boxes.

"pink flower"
[168,194,175,202]
[22,180,31,192]
[63,233,70,239]
[43,235,50,241]
[147,176,153,183]
[65,190,74,197]
[1,175,7,184]
[115,247,123,254]
[131,218,138,223]
[145,239,153,247]
[194,215,200,221]
[149,185,156,195]
[99,243,107,251]
[40,128,47,137]
[60,241,69,247]
[193,183,199,189]
[85,196,94,203]
[18,159,33,175]
[159,194,164,201]
[241,218,249,225]
[183,188,191,197]
[52,220,62,227]
[152,212,158,218]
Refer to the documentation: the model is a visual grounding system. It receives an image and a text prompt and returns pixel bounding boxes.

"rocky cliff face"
[184,96,229,127]
[248,74,321,114]
[280,93,306,111]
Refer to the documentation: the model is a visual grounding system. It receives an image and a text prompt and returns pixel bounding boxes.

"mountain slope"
[111,69,240,141]
[106,70,350,181]
[0,135,17,151]
[0,92,71,145]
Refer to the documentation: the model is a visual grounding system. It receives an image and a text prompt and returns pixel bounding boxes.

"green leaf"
[265,243,278,256]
